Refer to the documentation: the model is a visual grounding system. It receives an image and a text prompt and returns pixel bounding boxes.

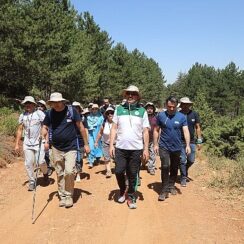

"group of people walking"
[14,85,202,209]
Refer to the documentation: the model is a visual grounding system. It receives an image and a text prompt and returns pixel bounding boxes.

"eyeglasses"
[126,91,138,96]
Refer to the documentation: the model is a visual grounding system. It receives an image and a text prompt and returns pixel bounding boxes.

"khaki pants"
[52,147,76,199]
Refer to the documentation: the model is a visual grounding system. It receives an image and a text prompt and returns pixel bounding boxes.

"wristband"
[196,138,203,144]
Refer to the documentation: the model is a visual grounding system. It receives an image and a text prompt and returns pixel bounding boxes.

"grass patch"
[0,107,18,136]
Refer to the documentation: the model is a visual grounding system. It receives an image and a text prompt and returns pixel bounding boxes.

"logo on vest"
[135,111,139,115]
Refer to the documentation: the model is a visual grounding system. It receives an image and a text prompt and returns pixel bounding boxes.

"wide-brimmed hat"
[21,96,36,105]
[92,104,99,109]
[122,85,141,98]
[180,97,193,104]
[88,102,94,107]
[82,108,89,115]
[145,102,156,112]
[47,92,66,105]
[37,100,46,107]
[105,107,114,115]
[72,101,83,111]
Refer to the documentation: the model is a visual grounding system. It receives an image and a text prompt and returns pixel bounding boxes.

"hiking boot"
[149,169,155,175]
[59,198,66,207]
[106,170,112,178]
[158,192,169,201]
[127,195,137,209]
[169,188,177,195]
[118,193,126,203]
[65,197,73,208]
[28,182,35,191]
[88,163,93,169]
[181,178,187,187]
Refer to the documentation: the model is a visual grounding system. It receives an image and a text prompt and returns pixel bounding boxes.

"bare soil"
[0,140,243,244]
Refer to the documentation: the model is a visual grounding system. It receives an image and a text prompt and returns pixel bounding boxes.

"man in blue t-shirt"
[42,92,90,208]
[154,96,190,201]
[179,97,202,187]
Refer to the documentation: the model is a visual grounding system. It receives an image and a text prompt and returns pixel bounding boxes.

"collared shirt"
[157,111,187,152]
[113,104,150,150]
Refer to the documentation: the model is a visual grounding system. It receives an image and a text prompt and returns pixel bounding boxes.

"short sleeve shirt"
[113,104,150,150]
[180,110,200,143]
[43,106,80,152]
[157,111,187,152]
[18,110,45,146]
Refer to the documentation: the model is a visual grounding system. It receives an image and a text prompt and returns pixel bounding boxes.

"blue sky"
[70,0,244,84]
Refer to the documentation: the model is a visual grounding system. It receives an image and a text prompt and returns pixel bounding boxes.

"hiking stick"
[32,138,42,224]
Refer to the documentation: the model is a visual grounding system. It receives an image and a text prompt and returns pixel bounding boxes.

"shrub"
[0,107,18,136]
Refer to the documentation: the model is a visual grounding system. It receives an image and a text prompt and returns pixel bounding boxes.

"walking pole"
[32,138,42,224]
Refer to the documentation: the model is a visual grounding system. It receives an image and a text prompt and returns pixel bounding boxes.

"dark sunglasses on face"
[107,112,114,115]
[126,91,138,96]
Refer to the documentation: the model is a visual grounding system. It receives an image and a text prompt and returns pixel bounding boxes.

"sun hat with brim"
[180,97,193,104]
[122,85,141,98]
[37,100,46,107]
[145,102,156,112]
[92,104,99,109]
[105,107,114,115]
[47,92,66,105]
[88,102,94,107]
[21,96,36,105]
[82,108,89,115]
[72,101,83,110]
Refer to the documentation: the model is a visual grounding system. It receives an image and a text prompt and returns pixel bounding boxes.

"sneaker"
[181,178,187,187]
[118,193,126,203]
[158,191,169,201]
[59,198,66,207]
[88,163,93,169]
[149,169,155,175]
[47,166,55,176]
[127,195,137,209]
[28,182,35,191]
[65,197,73,208]
[169,188,177,195]
[76,173,81,182]
[106,170,112,178]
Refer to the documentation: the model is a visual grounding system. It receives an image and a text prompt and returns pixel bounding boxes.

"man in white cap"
[15,96,49,191]
[110,85,150,209]
[42,92,90,208]
[179,97,202,186]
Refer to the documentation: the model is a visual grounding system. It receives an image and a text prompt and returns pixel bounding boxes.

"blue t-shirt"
[157,111,187,152]
[43,106,81,152]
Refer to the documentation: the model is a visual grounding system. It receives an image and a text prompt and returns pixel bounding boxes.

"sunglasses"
[107,112,114,115]
[126,91,138,96]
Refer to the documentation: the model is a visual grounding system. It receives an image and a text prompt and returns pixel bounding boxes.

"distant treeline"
[1,1,243,159]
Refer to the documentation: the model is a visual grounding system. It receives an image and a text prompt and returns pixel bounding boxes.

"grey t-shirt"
[18,110,45,146]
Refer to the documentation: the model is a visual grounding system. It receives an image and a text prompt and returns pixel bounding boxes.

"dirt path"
[0,157,243,244]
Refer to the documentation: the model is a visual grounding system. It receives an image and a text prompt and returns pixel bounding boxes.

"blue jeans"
[180,144,196,180]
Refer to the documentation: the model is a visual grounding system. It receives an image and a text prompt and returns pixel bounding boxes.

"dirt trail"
[0,156,243,244]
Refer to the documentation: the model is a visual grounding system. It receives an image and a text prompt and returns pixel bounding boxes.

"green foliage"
[0,107,18,136]
[204,116,244,159]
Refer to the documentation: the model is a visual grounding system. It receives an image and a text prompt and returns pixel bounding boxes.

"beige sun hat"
[47,92,66,105]
[82,108,89,115]
[92,104,99,109]
[180,97,193,104]
[105,107,114,115]
[37,100,46,106]
[122,85,141,98]
[72,101,83,110]
[21,96,36,105]
[145,102,156,112]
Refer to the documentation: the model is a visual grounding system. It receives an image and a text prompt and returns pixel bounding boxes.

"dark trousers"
[159,148,181,192]
[115,148,142,195]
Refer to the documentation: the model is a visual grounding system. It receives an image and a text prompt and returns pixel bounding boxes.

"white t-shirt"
[113,105,150,150]
[102,121,112,144]
[18,110,45,146]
